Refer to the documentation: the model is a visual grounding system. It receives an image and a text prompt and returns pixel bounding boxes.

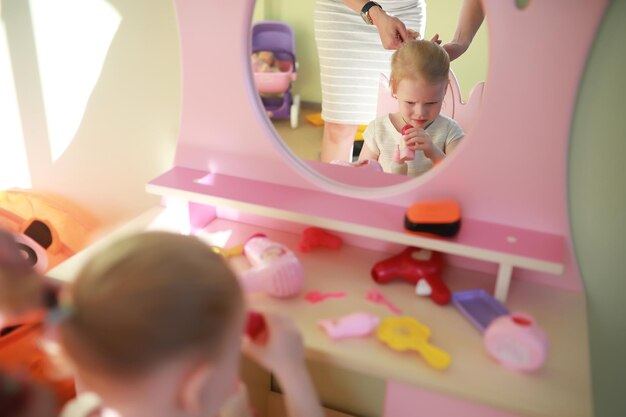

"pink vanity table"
[120,0,607,415]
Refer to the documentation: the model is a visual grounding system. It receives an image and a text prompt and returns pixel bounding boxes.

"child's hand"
[403,127,445,163]
[242,312,306,381]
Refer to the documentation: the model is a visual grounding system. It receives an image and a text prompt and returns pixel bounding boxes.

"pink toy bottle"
[238,235,304,298]
[483,313,549,372]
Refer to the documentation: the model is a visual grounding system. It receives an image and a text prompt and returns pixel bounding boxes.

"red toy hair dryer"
[371,247,450,305]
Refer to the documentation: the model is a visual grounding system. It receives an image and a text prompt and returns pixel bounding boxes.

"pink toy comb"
[365,289,402,315]
[304,290,347,304]
[298,227,342,252]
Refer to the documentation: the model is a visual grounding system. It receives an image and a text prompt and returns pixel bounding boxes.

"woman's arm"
[443,0,485,61]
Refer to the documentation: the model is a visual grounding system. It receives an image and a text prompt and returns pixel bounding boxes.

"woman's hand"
[370,7,409,50]
[403,127,445,163]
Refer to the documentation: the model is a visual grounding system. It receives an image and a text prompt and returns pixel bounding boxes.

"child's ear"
[179,362,213,415]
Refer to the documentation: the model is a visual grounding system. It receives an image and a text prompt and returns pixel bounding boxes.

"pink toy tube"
[238,235,304,298]
[483,313,549,372]
[318,312,380,340]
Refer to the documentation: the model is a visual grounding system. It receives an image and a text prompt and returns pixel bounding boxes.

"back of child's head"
[390,39,450,92]
[59,231,243,377]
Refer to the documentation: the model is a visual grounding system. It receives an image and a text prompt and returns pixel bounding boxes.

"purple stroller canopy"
[252,21,296,61]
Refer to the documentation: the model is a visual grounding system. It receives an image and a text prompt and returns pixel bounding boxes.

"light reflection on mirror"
[250,0,488,189]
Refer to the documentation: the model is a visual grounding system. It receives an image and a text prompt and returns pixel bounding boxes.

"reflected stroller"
[251,21,300,128]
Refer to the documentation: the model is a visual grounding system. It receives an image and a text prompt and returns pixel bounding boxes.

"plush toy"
[251,50,280,73]
[0,189,97,411]
[0,189,97,273]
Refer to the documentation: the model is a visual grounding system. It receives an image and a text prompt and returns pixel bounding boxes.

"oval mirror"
[250,0,488,192]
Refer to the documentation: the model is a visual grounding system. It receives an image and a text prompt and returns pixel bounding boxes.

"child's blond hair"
[59,232,243,376]
[390,40,450,93]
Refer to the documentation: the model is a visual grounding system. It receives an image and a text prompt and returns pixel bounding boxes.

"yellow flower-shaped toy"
[376,316,451,370]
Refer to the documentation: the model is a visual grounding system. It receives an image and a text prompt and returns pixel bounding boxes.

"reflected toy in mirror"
[371,247,450,305]
[394,125,415,163]
[237,235,304,298]
[298,227,342,252]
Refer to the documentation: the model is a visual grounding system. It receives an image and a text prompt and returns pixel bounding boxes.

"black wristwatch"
[360,1,382,25]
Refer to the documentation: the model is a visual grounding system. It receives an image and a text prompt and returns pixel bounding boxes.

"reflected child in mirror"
[55,232,324,417]
[358,40,464,176]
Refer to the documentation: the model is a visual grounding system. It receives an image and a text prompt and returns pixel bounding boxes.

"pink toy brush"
[238,235,304,298]
[298,227,342,252]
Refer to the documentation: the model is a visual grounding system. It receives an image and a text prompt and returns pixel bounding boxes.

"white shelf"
[147,167,566,301]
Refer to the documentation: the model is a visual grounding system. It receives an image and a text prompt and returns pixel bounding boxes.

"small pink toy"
[318,312,380,340]
[238,234,304,298]
[483,313,549,372]
[298,227,343,252]
[304,290,347,304]
[393,125,415,163]
[365,289,402,315]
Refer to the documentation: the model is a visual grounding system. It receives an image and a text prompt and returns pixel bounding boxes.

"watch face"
[361,11,371,25]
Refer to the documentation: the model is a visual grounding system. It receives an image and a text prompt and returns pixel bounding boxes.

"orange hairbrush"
[404,200,461,237]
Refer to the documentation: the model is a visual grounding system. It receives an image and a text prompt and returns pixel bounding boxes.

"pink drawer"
[383,381,523,417]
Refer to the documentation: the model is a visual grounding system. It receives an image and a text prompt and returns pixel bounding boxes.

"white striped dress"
[314,0,426,125]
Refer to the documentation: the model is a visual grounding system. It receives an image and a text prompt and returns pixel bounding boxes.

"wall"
[0,0,181,228]
[569,0,626,415]
[254,0,488,102]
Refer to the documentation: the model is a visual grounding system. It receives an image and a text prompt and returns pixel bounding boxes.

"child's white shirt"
[362,114,464,177]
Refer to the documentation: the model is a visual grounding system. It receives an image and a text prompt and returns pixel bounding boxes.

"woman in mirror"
[315,0,483,163]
